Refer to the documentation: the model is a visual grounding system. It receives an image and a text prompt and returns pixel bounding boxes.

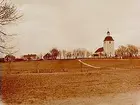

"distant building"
[4,55,16,62]
[43,53,52,60]
[94,47,104,57]
[22,54,38,61]
[95,31,115,57]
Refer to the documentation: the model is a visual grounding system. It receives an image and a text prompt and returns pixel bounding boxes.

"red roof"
[104,36,114,41]
[95,47,104,53]
[5,55,15,58]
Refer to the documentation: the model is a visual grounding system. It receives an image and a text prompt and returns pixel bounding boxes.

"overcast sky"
[7,0,140,56]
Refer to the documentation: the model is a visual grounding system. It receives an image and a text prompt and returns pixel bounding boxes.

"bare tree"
[127,44,138,57]
[115,45,127,58]
[50,48,59,60]
[72,49,77,59]
[0,0,22,54]
[66,51,72,59]
[62,50,66,59]
[86,51,91,58]
[73,48,87,58]
[115,45,138,58]
[4,54,16,73]
[58,50,61,59]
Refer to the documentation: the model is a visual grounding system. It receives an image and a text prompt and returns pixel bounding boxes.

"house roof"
[23,54,37,58]
[95,47,104,53]
[44,53,51,57]
[5,55,15,58]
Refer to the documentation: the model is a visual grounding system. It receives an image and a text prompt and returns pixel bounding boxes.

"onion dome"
[104,31,114,41]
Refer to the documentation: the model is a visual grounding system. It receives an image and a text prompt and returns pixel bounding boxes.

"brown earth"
[1,59,140,105]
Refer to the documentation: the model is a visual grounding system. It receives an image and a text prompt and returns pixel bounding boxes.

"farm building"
[43,53,52,60]
[22,54,38,61]
[4,55,16,62]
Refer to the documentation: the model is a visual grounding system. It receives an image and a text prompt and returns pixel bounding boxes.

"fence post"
[7,61,12,74]
[80,62,82,72]
[35,61,40,73]
[114,65,116,70]
[130,58,133,70]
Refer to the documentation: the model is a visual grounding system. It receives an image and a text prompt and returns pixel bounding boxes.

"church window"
[109,41,111,44]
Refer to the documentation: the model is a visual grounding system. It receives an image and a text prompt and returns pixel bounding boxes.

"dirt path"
[78,60,101,69]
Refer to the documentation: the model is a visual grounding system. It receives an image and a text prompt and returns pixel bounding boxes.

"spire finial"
[107,28,110,36]
[107,28,109,31]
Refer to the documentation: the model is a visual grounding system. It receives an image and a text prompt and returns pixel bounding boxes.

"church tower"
[103,31,114,57]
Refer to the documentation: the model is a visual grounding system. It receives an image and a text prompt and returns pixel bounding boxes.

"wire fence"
[1,59,140,74]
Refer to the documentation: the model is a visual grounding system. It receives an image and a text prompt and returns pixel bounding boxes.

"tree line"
[115,44,139,58]
[43,48,92,60]
[44,44,139,60]
[2,44,139,62]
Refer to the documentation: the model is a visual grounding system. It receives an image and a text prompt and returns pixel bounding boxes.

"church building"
[95,31,115,57]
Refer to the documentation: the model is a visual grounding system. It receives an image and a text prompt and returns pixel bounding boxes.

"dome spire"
[107,28,110,36]
[107,31,110,35]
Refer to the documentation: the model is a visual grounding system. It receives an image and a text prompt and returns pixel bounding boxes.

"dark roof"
[5,55,15,58]
[23,54,37,58]
[104,36,114,41]
[95,47,104,53]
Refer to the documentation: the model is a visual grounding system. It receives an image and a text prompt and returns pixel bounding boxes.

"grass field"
[1,59,140,105]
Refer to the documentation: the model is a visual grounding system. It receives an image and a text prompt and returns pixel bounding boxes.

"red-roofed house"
[95,47,104,53]
[22,54,38,61]
[95,47,104,56]
[4,55,16,62]
[43,53,52,60]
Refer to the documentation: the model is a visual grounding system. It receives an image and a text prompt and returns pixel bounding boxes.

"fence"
[1,59,140,74]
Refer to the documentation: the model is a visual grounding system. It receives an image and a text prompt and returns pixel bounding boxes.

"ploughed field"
[1,59,140,105]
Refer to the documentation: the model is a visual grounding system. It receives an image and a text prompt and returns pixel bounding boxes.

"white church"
[94,31,115,57]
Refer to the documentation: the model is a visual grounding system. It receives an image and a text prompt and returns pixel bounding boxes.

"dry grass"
[1,59,140,104]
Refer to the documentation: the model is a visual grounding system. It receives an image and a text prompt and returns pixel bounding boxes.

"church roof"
[95,47,104,53]
[104,36,114,41]
[104,31,114,41]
